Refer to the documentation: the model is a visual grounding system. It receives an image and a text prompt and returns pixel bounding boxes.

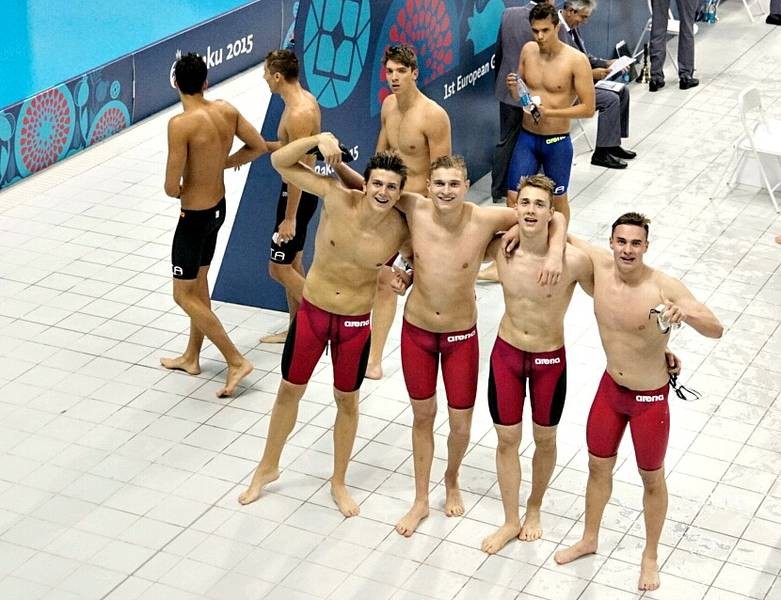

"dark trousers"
[595,86,630,148]
[650,0,697,78]
[491,102,523,200]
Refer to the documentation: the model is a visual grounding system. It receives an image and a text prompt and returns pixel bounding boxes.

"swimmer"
[479,175,593,555]
[392,157,566,537]
[478,4,592,284]
[161,52,267,397]
[239,134,409,517]
[554,212,723,592]
[259,49,322,344]
[339,44,451,380]
[506,2,595,223]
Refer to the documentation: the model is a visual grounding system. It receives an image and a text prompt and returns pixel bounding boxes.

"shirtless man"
[259,49,322,343]
[365,44,451,379]
[238,133,409,516]
[554,213,723,591]
[161,52,267,397]
[393,157,566,537]
[480,175,592,555]
[506,2,595,222]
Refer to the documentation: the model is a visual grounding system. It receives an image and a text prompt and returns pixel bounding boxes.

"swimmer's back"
[174,100,237,209]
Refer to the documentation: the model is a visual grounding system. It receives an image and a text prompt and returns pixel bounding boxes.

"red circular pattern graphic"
[89,107,128,145]
[19,89,74,174]
[378,0,455,107]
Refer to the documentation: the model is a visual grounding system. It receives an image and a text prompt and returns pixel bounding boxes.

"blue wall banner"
[0,56,133,188]
[298,0,505,181]
[214,0,515,311]
[132,0,286,122]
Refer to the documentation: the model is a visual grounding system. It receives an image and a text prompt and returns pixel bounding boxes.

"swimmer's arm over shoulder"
[485,207,520,260]
[484,236,503,262]
[659,275,724,339]
[569,244,595,297]
[547,212,566,256]
[489,206,518,232]
[567,233,609,261]
[164,117,187,198]
[535,212,566,286]
[271,133,342,198]
[225,105,268,169]
[332,163,364,191]
[394,191,421,215]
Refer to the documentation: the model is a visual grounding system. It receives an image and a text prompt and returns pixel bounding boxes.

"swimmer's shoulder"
[380,93,399,116]
[422,95,448,118]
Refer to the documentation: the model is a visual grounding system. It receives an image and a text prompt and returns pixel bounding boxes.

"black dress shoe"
[649,78,665,92]
[591,152,627,169]
[679,77,700,90]
[608,146,637,160]
[766,13,781,25]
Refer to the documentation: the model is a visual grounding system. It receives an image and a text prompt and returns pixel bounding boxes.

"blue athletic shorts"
[507,128,573,197]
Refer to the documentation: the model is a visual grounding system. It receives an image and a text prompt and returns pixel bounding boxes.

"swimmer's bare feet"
[554,538,597,564]
[775,234,781,245]
[444,478,465,517]
[331,482,360,517]
[364,362,383,380]
[259,330,287,344]
[481,522,521,554]
[160,355,201,375]
[477,262,499,282]
[638,555,660,591]
[519,506,543,541]
[396,500,429,537]
[217,358,253,398]
[237,466,280,505]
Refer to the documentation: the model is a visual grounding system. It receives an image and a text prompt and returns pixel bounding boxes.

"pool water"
[0,0,252,108]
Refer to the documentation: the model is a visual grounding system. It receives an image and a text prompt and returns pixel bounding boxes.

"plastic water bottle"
[511,74,541,123]
[706,0,717,23]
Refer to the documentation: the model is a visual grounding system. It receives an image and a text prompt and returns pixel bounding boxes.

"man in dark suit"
[491,1,551,202]
[649,0,698,91]
[559,0,636,170]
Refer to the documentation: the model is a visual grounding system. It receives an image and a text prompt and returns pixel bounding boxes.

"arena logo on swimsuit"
[447,330,476,343]
[535,357,561,365]
[344,319,370,328]
[635,394,665,402]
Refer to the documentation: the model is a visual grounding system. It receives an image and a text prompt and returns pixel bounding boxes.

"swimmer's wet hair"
[517,174,555,206]
[363,151,408,190]
[174,53,207,95]
[429,155,468,180]
[265,49,299,81]
[383,44,418,71]
[529,2,560,24]
[611,212,650,237]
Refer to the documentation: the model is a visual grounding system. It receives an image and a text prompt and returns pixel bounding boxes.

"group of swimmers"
[161,7,724,592]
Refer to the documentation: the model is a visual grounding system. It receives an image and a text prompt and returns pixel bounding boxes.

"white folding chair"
[714,87,781,212]
[571,118,594,155]
[717,0,767,22]
[633,0,699,73]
